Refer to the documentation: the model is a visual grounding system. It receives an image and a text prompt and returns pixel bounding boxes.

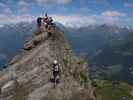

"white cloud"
[18,1,28,6]
[53,14,96,28]
[51,11,128,28]
[0,24,4,27]
[95,15,121,26]
[0,14,96,28]
[0,15,35,25]
[97,10,130,26]
[18,1,29,15]
[35,0,72,5]
[101,10,126,17]
[0,10,132,28]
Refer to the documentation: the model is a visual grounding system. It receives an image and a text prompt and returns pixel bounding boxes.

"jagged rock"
[0,26,91,100]
[24,40,35,50]
[9,55,21,65]
[32,31,42,37]
[1,80,15,94]
[32,32,48,45]
[24,32,48,51]
[130,90,133,96]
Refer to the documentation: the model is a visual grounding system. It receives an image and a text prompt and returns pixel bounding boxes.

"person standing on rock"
[52,60,60,88]
[43,13,49,28]
[48,17,53,25]
[37,17,42,28]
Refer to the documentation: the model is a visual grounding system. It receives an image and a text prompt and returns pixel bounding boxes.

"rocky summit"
[0,26,101,100]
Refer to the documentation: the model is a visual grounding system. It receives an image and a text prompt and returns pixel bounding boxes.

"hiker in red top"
[44,13,48,21]
[36,17,43,32]
[43,13,49,28]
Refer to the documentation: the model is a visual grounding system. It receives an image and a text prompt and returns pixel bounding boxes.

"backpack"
[53,64,60,72]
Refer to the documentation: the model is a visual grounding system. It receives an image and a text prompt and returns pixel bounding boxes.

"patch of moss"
[95,80,133,100]
[80,71,88,83]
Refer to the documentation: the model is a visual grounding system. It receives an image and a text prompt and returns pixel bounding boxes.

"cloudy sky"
[0,0,133,28]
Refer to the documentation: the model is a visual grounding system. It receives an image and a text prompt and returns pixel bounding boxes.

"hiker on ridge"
[37,17,42,28]
[43,13,49,28]
[52,60,60,88]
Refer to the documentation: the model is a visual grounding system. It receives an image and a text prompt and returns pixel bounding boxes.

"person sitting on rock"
[52,60,60,88]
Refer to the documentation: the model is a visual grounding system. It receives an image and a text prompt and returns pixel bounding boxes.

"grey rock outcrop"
[0,26,92,100]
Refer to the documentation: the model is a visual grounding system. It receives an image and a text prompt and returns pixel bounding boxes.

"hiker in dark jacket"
[37,17,42,28]
[52,60,60,88]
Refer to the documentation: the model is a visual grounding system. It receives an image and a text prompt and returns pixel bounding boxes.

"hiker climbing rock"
[51,60,60,88]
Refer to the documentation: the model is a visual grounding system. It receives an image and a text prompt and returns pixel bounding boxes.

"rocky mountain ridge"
[0,26,101,100]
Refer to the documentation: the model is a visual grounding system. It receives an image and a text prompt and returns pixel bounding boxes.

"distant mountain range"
[0,22,133,84]
[65,24,133,54]
[64,24,133,84]
[0,22,36,68]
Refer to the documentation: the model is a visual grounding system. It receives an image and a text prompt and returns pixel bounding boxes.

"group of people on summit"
[37,13,60,88]
[37,13,55,30]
